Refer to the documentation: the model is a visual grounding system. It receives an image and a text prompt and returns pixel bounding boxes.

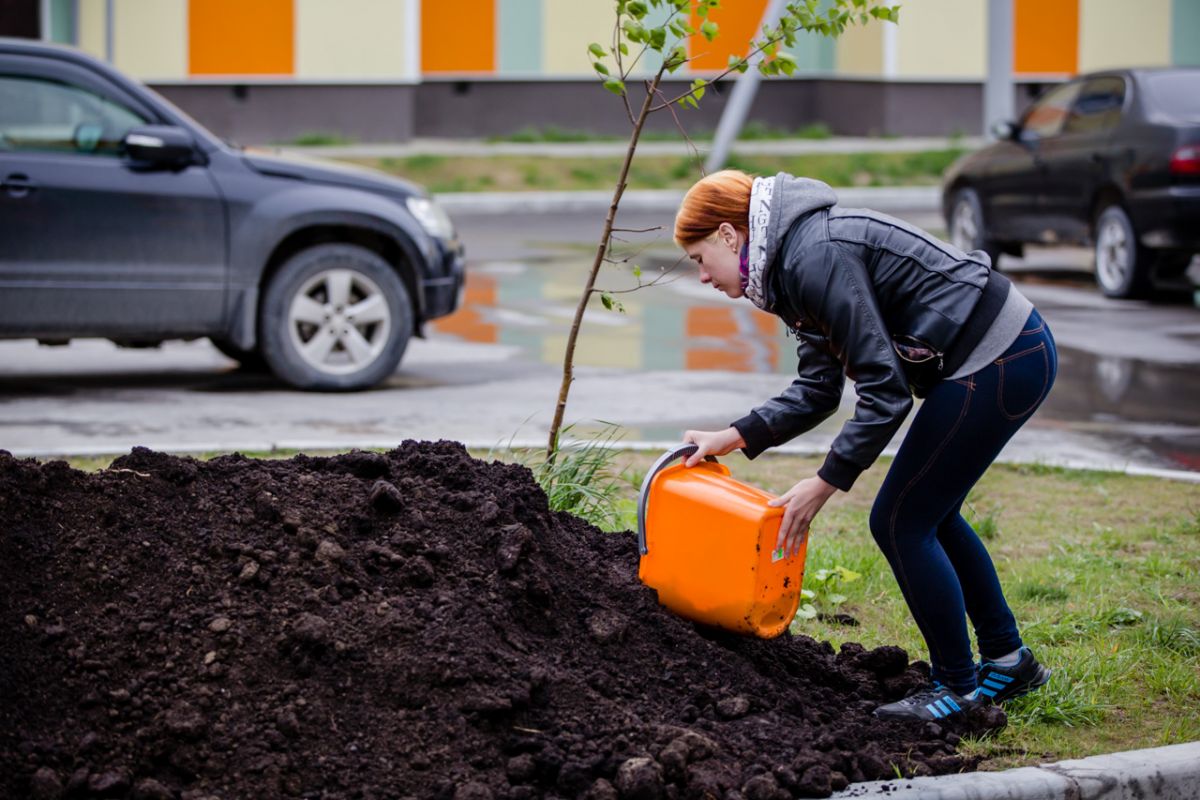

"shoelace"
[898,686,948,707]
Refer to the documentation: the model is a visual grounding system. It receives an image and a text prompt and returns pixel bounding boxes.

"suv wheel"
[259,244,413,391]
[949,187,1002,269]
[1094,205,1150,299]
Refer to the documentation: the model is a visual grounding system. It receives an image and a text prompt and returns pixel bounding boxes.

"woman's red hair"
[673,169,754,246]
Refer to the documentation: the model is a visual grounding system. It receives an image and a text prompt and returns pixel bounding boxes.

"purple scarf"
[739,241,749,291]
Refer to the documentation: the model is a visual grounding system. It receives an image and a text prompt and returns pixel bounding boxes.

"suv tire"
[949,187,1003,269]
[1094,204,1150,299]
[259,244,413,391]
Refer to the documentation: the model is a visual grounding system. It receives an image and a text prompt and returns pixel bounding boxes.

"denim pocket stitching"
[997,344,1049,420]
[995,342,1046,365]
[1017,323,1045,337]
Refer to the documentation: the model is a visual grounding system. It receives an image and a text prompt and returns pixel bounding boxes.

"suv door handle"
[2,173,37,198]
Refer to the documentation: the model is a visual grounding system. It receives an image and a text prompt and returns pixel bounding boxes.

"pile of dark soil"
[0,443,1004,800]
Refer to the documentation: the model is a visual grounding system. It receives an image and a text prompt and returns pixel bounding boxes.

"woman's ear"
[718,222,738,251]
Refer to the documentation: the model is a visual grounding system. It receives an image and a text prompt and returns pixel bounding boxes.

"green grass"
[41,447,1200,769]
[343,148,966,194]
[283,132,355,147]
[486,122,834,144]
[487,126,620,144]
[596,450,1200,768]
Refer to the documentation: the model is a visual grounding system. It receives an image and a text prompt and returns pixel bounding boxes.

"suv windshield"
[1143,71,1200,122]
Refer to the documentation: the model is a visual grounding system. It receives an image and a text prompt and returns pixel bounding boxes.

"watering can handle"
[636,443,717,556]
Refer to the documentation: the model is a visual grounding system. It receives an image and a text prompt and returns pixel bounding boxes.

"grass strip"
[339,149,966,194]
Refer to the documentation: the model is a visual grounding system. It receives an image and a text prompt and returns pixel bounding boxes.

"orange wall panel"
[689,0,768,71]
[422,0,495,74]
[1015,0,1078,75]
[189,0,294,76]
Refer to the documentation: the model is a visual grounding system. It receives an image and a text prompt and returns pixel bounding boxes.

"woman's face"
[684,223,745,299]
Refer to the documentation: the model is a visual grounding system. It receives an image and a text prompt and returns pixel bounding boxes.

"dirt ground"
[0,443,1003,799]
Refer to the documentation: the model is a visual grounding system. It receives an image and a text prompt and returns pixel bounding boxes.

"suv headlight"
[406,196,454,240]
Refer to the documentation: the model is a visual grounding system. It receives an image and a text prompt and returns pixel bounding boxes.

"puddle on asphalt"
[434,257,1200,471]
[434,256,802,375]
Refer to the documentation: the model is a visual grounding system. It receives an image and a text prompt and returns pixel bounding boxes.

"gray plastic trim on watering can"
[636,443,716,556]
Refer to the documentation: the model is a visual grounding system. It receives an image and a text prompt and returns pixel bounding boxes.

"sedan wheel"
[260,244,413,390]
[1094,205,1149,299]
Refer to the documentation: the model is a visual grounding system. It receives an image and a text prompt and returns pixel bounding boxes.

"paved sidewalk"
[280,134,982,160]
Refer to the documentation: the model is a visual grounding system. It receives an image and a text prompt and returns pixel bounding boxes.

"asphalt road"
[2,207,1199,480]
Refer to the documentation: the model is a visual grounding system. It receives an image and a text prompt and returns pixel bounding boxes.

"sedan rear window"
[1143,72,1200,122]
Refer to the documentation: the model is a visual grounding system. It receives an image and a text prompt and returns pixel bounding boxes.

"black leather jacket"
[732,178,1010,492]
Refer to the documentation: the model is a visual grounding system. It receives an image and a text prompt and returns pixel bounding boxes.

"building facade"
[3,0,1198,142]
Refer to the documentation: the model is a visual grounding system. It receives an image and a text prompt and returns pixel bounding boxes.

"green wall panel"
[49,0,76,43]
[498,0,542,74]
[1173,0,1200,66]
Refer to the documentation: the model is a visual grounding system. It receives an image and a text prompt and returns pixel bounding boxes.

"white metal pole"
[104,0,114,62]
[983,0,1014,138]
[704,0,787,174]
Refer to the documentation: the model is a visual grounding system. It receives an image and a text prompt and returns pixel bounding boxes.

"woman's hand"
[681,427,746,467]
[768,476,838,557]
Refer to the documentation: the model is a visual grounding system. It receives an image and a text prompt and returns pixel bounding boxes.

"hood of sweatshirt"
[761,173,839,271]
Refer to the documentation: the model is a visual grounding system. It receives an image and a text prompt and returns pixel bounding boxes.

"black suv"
[943,68,1199,299]
[0,39,464,390]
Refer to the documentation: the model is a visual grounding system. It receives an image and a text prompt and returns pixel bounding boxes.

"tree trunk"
[545,71,665,462]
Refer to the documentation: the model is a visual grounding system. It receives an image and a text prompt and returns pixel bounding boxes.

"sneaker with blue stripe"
[873,684,979,721]
[971,646,1051,704]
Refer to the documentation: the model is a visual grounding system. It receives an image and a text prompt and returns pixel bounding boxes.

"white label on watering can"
[771,546,785,563]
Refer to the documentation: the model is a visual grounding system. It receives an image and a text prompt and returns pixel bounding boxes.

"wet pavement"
[426,241,1200,472]
[1,208,1199,478]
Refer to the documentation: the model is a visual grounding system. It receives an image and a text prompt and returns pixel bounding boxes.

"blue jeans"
[869,309,1057,694]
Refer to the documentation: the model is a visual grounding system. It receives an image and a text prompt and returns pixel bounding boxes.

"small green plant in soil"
[509,424,630,532]
[793,565,862,623]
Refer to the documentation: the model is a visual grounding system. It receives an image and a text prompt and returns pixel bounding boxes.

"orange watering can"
[636,444,807,638]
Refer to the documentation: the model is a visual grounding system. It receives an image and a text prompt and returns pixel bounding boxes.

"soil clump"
[0,443,1003,799]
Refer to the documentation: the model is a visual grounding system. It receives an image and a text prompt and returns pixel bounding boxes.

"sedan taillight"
[1170,144,1200,175]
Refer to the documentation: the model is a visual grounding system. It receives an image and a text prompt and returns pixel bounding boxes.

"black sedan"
[0,38,464,390]
[943,68,1199,298]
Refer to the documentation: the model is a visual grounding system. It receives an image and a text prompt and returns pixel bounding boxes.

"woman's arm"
[790,242,914,491]
[731,327,845,459]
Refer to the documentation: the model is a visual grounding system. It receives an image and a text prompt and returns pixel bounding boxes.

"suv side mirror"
[989,120,1019,141]
[123,125,195,168]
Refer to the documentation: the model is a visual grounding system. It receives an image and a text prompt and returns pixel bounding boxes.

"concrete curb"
[831,741,1200,799]
[436,186,940,216]
[12,438,1200,484]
